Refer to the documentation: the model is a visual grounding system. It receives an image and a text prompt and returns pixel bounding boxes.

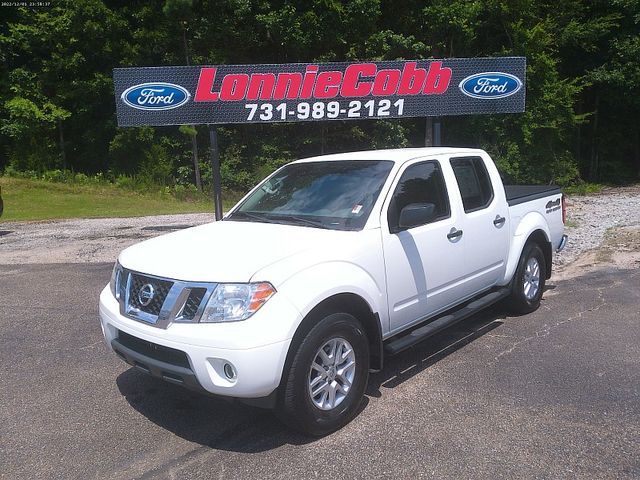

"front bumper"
[99,286,296,399]
[111,331,206,393]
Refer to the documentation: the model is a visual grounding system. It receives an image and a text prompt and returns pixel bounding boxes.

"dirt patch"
[555,225,640,281]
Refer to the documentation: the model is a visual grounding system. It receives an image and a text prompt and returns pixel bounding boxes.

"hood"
[118,220,351,283]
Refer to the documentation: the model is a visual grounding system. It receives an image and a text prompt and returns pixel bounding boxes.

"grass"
[0,177,240,222]
[563,182,604,195]
[564,219,578,229]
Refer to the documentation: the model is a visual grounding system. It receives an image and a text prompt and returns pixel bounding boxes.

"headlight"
[110,261,123,300]
[201,282,276,323]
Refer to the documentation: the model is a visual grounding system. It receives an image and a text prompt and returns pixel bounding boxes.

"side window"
[387,161,450,231]
[450,156,494,212]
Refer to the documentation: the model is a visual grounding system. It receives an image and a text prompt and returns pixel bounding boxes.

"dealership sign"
[113,57,525,126]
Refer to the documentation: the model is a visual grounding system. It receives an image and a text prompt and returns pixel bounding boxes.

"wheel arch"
[505,228,552,283]
[525,229,552,279]
[281,293,384,384]
[504,212,553,283]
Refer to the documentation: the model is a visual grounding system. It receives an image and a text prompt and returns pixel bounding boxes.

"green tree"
[0,0,637,187]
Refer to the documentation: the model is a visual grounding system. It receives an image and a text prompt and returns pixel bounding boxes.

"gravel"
[0,213,214,264]
[1,186,638,268]
[555,186,640,268]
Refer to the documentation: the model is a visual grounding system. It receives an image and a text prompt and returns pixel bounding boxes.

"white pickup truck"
[99,147,566,435]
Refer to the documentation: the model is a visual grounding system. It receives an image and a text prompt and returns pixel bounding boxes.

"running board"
[384,288,510,355]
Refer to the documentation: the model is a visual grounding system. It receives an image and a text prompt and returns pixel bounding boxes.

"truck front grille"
[128,273,173,316]
[117,268,217,328]
[181,288,207,320]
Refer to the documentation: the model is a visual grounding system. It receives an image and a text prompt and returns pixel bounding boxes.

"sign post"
[113,57,525,218]
[434,118,442,146]
[208,125,223,220]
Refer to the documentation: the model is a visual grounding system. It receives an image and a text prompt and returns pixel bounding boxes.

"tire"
[276,312,369,436]
[507,242,546,314]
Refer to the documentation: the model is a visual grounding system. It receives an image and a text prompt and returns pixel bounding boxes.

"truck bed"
[504,185,561,206]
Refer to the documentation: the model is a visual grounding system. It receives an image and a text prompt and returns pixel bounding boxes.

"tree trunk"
[635,130,640,179]
[424,117,433,146]
[191,129,202,191]
[575,99,582,174]
[589,93,600,181]
[182,27,190,66]
[183,26,201,191]
[58,119,66,170]
[320,124,326,154]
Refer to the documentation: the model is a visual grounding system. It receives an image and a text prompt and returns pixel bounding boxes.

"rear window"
[450,156,494,212]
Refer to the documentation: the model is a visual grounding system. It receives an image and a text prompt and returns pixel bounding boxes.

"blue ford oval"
[121,83,191,110]
[458,72,522,99]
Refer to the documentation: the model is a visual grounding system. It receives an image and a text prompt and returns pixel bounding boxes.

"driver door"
[381,160,466,335]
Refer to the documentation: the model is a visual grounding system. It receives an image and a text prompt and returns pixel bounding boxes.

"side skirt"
[383,287,510,356]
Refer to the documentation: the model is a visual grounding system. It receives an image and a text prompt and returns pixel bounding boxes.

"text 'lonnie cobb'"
[193,62,452,102]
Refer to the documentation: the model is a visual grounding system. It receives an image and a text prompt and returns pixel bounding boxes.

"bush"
[42,169,68,182]
[172,183,196,200]
[1,162,231,204]
[176,165,194,186]
[138,144,174,187]
[3,165,39,179]
[73,172,90,184]
[563,182,604,195]
[115,174,138,190]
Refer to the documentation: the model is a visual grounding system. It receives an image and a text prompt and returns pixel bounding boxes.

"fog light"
[223,363,236,380]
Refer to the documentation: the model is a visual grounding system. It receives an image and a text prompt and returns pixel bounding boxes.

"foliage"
[563,182,604,196]
[0,176,221,221]
[1,166,241,206]
[0,0,638,190]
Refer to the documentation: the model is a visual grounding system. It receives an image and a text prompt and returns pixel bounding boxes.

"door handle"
[447,228,463,240]
[493,215,506,227]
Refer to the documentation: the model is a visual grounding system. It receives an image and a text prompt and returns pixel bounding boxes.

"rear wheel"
[276,312,369,436]
[507,242,546,314]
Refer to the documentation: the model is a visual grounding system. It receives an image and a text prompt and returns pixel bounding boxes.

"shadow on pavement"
[368,306,507,394]
[117,305,508,451]
[116,369,314,453]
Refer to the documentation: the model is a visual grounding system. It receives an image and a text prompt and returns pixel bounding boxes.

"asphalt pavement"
[1,263,639,479]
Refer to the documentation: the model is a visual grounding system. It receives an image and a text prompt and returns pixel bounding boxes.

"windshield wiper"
[271,214,332,230]
[228,211,333,229]
[226,211,281,224]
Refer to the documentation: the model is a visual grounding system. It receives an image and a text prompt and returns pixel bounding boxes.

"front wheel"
[507,242,546,314]
[276,312,369,436]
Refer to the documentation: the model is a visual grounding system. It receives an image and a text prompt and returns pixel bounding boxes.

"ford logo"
[121,83,190,110]
[458,72,522,99]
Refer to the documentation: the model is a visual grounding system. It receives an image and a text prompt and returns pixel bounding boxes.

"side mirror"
[398,203,437,231]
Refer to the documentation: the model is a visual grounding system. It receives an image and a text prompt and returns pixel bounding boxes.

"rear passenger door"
[382,160,467,334]
[449,156,509,292]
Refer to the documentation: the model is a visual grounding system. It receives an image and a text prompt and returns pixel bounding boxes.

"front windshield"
[227,160,394,231]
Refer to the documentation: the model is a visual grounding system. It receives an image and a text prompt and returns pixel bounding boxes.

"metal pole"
[433,118,442,146]
[424,117,433,147]
[208,125,223,221]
